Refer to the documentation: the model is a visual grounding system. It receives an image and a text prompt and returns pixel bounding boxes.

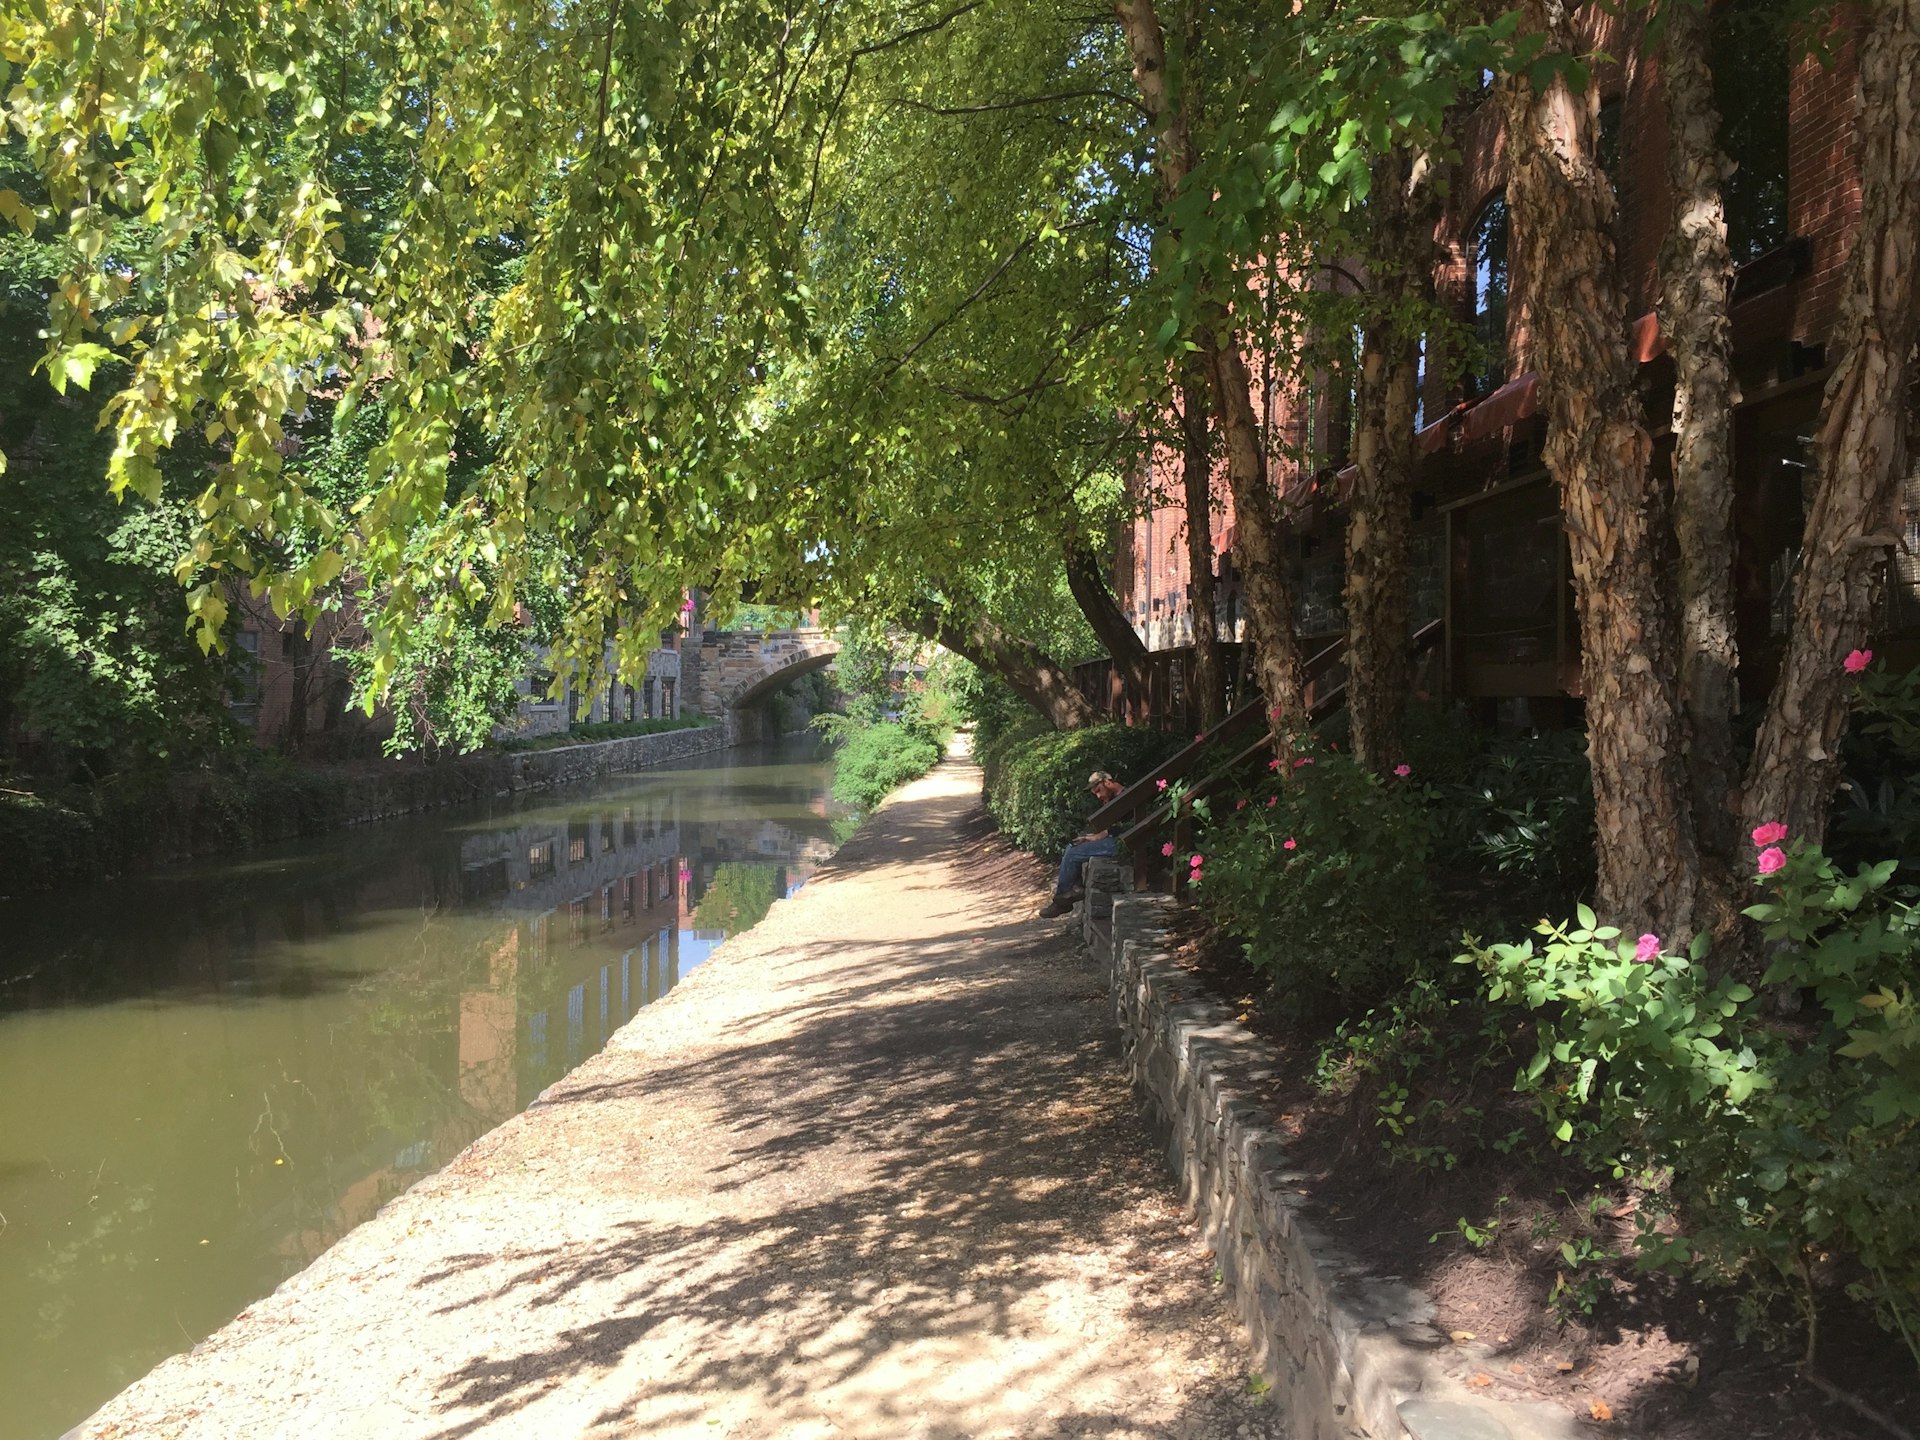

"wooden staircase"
[1083,621,1443,893]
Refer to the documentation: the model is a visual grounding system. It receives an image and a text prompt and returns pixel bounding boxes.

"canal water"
[0,737,843,1440]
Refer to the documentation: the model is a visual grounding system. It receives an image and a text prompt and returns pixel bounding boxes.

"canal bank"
[66,755,1279,1440]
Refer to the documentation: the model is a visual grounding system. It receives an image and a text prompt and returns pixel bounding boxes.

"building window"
[231,629,263,722]
[623,684,637,721]
[528,840,555,879]
[1467,194,1510,396]
[568,684,585,725]
[1712,0,1790,262]
[661,678,676,716]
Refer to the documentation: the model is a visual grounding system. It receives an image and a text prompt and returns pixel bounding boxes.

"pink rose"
[1156,778,1169,792]
[1266,796,1277,808]
[1751,822,1788,848]
[1235,798,1247,811]
[1757,846,1787,876]
[1634,933,1660,963]
[1269,705,1284,720]
[1189,853,1204,869]
[1283,837,1297,851]
[1393,763,1411,778]
[1160,841,1175,858]
[1844,648,1873,674]
[1292,757,1314,769]
[1267,757,1282,771]
[1195,733,1206,743]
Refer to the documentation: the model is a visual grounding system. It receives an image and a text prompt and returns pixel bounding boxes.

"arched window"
[1467,194,1510,396]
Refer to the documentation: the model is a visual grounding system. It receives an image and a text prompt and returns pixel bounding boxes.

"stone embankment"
[1083,864,1584,1440]
[73,757,1280,1440]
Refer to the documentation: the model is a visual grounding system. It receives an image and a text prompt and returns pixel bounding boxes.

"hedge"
[981,723,1186,858]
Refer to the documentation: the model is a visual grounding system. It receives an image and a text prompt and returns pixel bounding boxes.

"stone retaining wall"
[1083,866,1580,1440]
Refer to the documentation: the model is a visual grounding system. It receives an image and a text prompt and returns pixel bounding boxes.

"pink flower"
[1751,822,1788,848]
[1393,763,1411,778]
[1268,757,1282,771]
[1269,705,1284,720]
[1757,846,1787,876]
[1634,933,1660,963]
[1195,733,1206,743]
[1266,796,1278,808]
[1845,648,1874,674]
[1160,841,1175,858]
[1283,837,1297,851]
[1292,757,1314,769]
[1189,853,1204,869]
[1156,778,1169,792]
[1235,798,1247,811]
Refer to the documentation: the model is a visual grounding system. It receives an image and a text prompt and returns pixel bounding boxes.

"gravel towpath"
[75,757,1284,1440]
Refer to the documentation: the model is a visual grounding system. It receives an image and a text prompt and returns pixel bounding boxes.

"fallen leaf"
[1590,1399,1614,1422]
[1467,1374,1493,1389]
[1510,1364,1526,1375]
[1553,1358,1575,1373]
[1450,1330,1477,1343]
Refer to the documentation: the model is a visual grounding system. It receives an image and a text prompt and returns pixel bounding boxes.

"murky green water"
[0,738,841,1440]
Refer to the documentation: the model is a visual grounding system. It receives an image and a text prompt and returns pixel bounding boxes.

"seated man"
[1040,769,1127,917]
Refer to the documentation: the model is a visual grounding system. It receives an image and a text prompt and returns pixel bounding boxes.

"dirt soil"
[73,758,1282,1440]
[1165,918,1920,1440]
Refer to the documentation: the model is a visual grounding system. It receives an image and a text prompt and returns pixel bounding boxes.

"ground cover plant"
[499,715,714,753]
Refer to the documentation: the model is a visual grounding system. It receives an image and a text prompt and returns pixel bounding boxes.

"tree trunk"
[1656,0,1742,860]
[1181,359,1226,730]
[1345,146,1434,774]
[1743,0,1920,848]
[1502,0,1701,938]
[1114,0,1306,729]
[1062,530,1152,719]
[908,604,1098,730]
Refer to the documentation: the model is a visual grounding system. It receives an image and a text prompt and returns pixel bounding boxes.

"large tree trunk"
[908,604,1098,730]
[1345,146,1434,774]
[1180,358,1226,729]
[1656,0,1742,860]
[1502,0,1701,938]
[1062,530,1152,719]
[1743,0,1920,848]
[1115,0,1307,728]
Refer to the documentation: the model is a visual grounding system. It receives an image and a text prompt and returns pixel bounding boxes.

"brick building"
[1115,7,1909,723]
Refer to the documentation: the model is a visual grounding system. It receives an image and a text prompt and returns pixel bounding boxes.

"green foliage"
[499,714,712,754]
[1462,844,1920,1367]
[692,863,782,935]
[1193,743,1439,1016]
[1451,731,1595,904]
[980,723,1184,858]
[952,662,1040,752]
[829,722,941,812]
[347,607,529,758]
[1835,660,1920,879]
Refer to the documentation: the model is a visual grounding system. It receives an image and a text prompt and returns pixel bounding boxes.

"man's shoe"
[1038,896,1075,919]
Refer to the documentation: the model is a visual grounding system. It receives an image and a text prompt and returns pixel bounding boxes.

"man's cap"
[1088,769,1115,786]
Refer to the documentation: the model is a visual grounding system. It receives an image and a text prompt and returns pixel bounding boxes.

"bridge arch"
[685,629,843,737]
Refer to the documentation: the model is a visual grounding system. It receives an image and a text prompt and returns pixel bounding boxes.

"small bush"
[982,723,1185,857]
[830,722,941,810]
[1191,742,1440,1016]
[1463,833,1920,1368]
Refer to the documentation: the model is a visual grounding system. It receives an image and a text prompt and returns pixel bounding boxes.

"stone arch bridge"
[680,628,843,742]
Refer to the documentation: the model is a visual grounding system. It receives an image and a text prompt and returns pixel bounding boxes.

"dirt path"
[75,758,1284,1440]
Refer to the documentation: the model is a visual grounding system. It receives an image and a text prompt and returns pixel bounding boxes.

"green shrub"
[1190,741,1440,1016]
[952,662,1036,751]
[830,722,941,810]
[981,723,1185,857]
[1462,833,1920,1368]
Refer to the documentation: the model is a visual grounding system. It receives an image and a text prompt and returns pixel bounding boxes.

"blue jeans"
[1054,836,1118,900]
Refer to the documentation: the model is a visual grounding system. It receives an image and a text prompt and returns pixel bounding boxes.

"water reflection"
[0,740,840,1440]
